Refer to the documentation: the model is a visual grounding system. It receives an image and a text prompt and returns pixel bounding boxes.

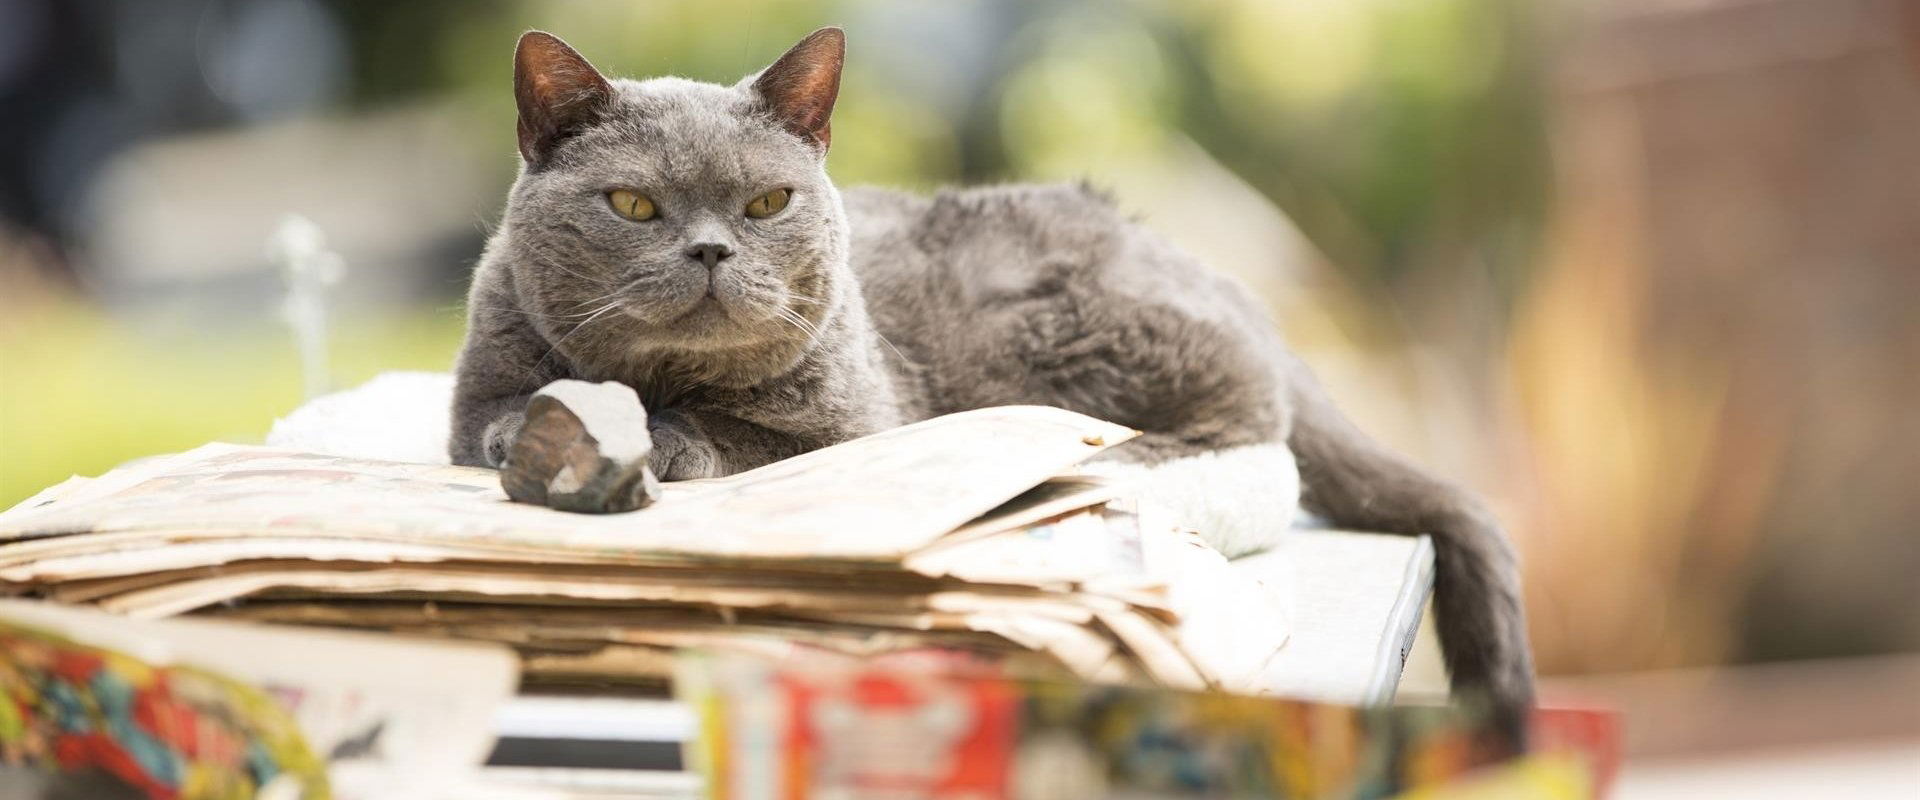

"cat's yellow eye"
[745,188,792,219]
[606,189,657,221]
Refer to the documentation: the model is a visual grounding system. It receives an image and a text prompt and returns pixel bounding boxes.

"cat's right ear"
[514,32,614,166]
[751,27,845,152]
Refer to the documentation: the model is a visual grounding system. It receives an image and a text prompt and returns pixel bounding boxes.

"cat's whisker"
[871,330,913,365]
[569,302,623,327]
[771,306,820,340]
[775,303,814,331]
[774,295,828,333]
[787,307,823,338]
[520,301,626,390]
[569,279,643,309]
[537,257,615,289]
[770,308,805,336]
[470,305,615,322]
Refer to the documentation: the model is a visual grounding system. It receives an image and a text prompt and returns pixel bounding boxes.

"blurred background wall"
[0,0,1915,767]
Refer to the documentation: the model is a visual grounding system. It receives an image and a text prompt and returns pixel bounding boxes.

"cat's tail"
[1283,362,1535,748]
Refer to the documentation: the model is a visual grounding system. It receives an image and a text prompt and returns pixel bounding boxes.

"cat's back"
[845,181,1280,350]
[842,182,1290,441]
[843,182,1141,364]
[846,181,1270,320]
[844,182,1124,286]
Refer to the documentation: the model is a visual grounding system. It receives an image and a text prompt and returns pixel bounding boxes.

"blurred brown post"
[1521,0,1920,675]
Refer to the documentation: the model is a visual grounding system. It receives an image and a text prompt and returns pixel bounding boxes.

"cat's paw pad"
[501,380,661,513]
[648,416,721,481]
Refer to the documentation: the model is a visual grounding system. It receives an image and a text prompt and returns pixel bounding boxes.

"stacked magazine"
[0,407,1292,696]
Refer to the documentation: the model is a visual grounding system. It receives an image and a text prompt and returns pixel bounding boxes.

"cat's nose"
[685,242,734,269]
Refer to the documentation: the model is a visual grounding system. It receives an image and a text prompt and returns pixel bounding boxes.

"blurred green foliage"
[0,305,466,505]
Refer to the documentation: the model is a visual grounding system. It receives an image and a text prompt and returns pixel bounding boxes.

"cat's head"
[498,29,848,373]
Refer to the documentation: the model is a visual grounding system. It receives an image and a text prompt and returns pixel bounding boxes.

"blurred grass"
[0,301,466,508]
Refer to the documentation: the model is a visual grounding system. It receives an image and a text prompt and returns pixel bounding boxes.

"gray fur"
[451,29,1534,744]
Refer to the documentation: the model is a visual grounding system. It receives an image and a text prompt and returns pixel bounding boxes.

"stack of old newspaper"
[0,407,1290,695]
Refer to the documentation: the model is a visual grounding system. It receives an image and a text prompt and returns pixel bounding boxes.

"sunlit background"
[2,0,1915,794]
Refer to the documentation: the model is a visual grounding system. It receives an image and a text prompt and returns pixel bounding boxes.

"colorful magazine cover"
[678,649,1517,800]
[0,621,330,800]
[0,600,517,800]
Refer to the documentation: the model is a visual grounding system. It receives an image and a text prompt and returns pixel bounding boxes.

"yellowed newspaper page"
[0,406,1136,563]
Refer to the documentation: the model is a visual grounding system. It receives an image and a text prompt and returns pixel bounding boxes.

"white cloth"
[267,371,455,464]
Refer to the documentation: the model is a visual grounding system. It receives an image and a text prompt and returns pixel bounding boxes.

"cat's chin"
[625,296,767,349]
[621,296,720,333]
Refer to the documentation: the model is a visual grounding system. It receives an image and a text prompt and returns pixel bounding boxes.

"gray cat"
[450,28,1534,742]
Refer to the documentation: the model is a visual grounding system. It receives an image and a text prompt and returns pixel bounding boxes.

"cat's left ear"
[750,27,844,152]
[515,31,615,166]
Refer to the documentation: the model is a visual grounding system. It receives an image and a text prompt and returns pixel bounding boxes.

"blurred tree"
[1158,0,1552,360]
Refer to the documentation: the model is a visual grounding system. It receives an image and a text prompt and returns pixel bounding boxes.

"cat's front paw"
[501,380,661,513]
[647,413,722,481]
